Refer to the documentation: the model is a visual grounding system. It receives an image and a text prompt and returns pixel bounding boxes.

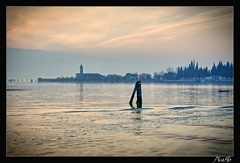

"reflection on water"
[6,83,233,156]
[79,83,83,102]
[132,111,142,135]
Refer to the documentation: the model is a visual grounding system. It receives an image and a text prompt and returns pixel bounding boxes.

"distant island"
[36,60,233,84]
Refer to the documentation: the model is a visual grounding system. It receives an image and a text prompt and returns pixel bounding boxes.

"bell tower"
[80,64,83,75]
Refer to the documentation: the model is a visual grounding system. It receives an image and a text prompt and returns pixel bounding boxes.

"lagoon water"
[6,82,233,156]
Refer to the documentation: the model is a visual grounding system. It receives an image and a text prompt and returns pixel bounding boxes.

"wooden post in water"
[129,80,142,108]
[129,85,136,107]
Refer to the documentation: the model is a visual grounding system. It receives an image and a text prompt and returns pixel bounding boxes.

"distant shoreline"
[7,78,233,84]
[35,78,233,84]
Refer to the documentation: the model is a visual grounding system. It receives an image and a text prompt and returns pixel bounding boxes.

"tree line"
[176,60,234,79]
[154,60,234,80]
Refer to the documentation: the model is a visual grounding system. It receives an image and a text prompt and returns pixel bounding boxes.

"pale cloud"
[97,7,232,49]
[6,6,233,55]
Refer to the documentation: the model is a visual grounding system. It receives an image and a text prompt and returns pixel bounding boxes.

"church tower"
[80,64,83,75]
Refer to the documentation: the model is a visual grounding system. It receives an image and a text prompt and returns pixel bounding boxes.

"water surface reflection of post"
[132,112,142,135]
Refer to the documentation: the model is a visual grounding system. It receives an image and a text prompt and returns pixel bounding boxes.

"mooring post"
[136,80,142,108]
[129,80,142,108]
[129,84,136,107]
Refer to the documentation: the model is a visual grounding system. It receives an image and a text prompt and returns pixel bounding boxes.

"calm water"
[6,82,234,156]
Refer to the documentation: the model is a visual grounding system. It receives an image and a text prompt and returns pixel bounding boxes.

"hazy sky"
[6,6,233,79]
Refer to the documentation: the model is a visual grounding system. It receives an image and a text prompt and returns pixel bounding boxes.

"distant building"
[204,75,224,81]
[153,74,162,80]
[124,73,138,80]
[38,78,57,82]
[106,74,123,82]
[139,73,151,80]
[75,64,105,82]
[80,64,83,75]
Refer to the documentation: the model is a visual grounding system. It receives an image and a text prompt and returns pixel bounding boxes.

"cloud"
[6,6,233,56]
[97,7,233,48]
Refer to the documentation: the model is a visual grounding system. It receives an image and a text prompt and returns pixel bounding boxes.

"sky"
[6,6,233,80]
